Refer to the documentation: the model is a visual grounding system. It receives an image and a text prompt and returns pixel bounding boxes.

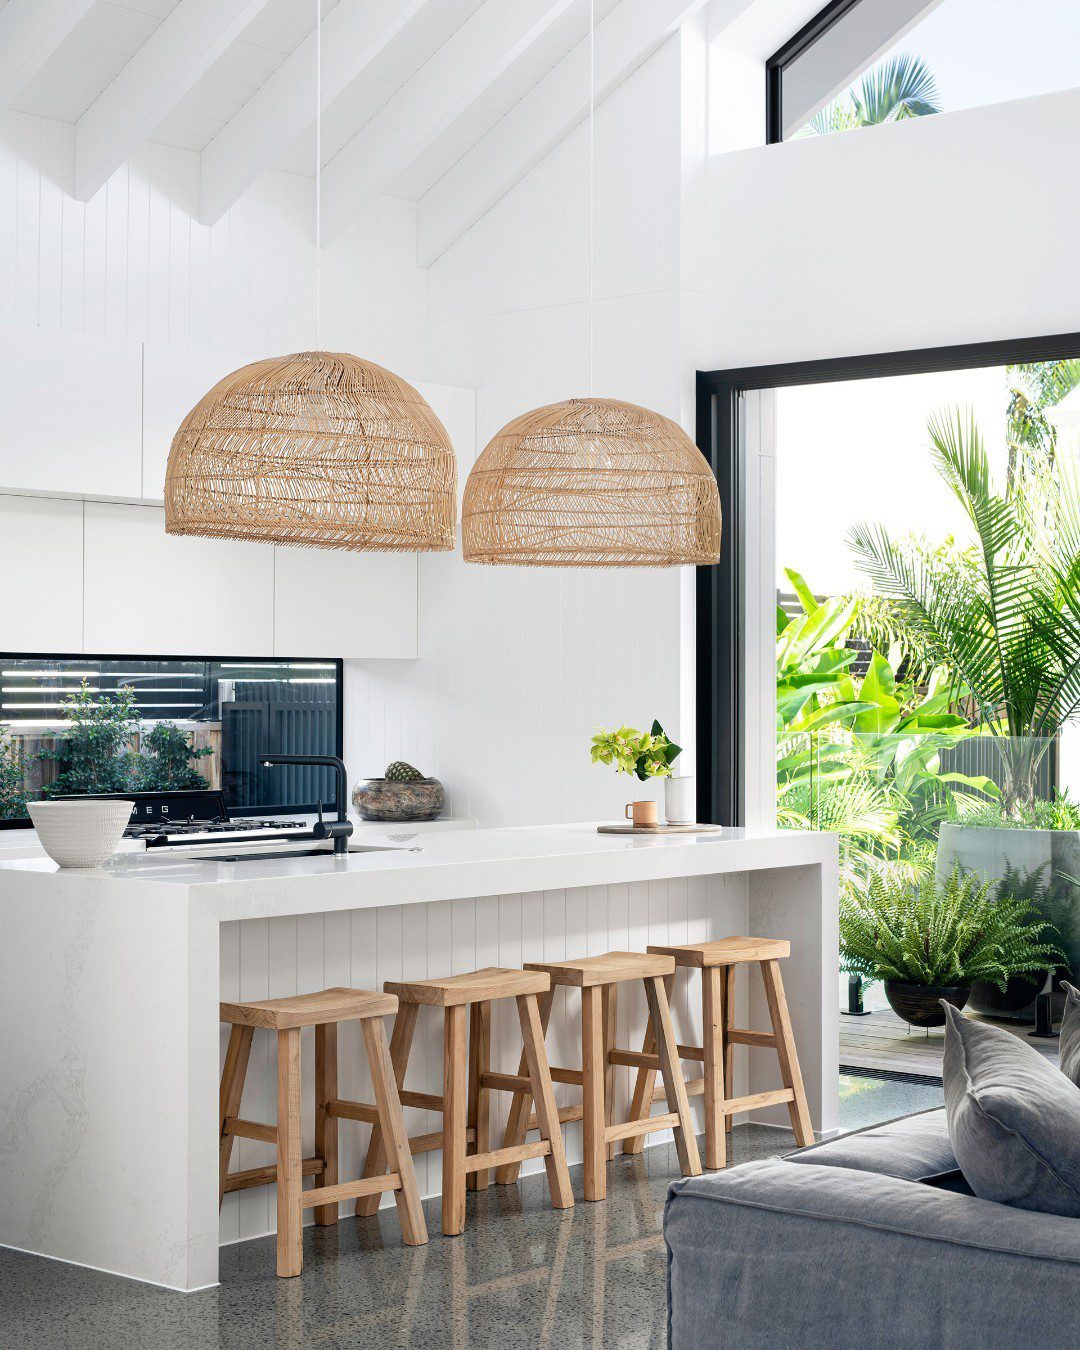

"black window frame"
[765,0,865,144]
[696,330,1080,827]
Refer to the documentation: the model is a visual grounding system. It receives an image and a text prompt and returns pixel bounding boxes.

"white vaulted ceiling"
[0,0,723,257]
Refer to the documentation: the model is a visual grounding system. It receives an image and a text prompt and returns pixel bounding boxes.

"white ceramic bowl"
[27,798,134,868]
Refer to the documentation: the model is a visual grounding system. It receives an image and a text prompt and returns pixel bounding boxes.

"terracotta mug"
[625,800,658,828]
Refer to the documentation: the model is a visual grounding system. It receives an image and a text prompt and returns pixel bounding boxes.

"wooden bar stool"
[623,937,813,1169]
[219,986,427,1277]
[357,967,573,1236]
[497,952,701,1202]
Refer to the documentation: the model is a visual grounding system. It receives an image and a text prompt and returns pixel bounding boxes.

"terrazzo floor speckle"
[1,1080,938,1349]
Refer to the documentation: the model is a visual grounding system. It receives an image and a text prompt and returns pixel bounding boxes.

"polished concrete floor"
[1,1082,937,1350]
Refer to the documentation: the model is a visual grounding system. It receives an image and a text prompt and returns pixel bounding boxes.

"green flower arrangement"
[590,720,681,782]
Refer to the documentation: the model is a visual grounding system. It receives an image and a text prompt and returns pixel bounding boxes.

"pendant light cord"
[314,0,322,350]
[587,0,595,397]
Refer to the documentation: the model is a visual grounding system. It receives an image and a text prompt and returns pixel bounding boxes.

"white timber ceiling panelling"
[0,0,719,250]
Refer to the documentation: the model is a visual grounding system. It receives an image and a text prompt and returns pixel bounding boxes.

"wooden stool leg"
[581,984,606,1202]
[602,983,617,1161]
[701,967,726,1169]
[361,1016,428,1247]
[219,1024,253,1205]
[644,976,701,1178]
[723,965,735,1134]
[516,992,573,1211]
[314,1022,338,1225]
[622,971,674,1155]
[467,1000,491,1191]
[760,959,814,1147]
[276,1027,303,1278]
[495,987,554,1185]
[357,1002,418,1218]
[443,1003,469,1236]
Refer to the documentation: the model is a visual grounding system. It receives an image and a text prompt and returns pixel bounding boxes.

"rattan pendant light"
[460,2,719,568]
[164,2,456,554]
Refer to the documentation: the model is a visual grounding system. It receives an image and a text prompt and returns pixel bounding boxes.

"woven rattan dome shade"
[462,397,721,567]
[165,351,457,552]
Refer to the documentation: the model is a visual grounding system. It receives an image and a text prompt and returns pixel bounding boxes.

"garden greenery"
[40,680,211,799]
[839,866,1065,991]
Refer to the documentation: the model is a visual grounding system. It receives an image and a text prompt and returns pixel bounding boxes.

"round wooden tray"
[596,823,723,836]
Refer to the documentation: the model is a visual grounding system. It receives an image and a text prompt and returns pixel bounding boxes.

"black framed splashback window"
[0,651,343,827]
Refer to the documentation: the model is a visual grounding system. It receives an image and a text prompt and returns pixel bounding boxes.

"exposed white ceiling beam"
[0,0,96,108]
[73,0,271,202]
[319,0,575,246]
[198,0,429,227]
[416,0,751,266]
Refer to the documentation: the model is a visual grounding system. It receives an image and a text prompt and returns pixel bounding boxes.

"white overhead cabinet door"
[0,327,142,498]
[0,495,84,652]
[82,502,275,656]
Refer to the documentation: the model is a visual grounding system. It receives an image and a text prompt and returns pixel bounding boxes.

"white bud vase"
[664,775,695,826]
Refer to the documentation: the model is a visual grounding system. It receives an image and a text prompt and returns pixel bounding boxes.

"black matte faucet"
[260,753,354,855]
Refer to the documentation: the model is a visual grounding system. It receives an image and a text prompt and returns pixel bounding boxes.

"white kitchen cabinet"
[0,326,141,498]
[142,345,257,502]
[83,502,275,656]
[0,495,84,652]
[273,547,417,658]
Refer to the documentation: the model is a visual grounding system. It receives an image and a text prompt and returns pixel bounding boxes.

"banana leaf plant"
[776,570,993,863]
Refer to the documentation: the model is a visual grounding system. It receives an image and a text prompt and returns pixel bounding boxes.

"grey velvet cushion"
[942,1002,1080,1216]
[1060,981,1080,1087]
[787,1107,958,1183]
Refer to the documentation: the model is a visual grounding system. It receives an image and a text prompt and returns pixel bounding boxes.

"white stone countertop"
[0,823,837,922]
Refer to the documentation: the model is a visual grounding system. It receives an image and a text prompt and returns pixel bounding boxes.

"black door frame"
[695,330,1080,827]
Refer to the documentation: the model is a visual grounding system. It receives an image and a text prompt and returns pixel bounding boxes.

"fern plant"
[840,866,1064,990]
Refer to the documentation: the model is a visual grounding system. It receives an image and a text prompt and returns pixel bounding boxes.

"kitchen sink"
[148,842,404,864]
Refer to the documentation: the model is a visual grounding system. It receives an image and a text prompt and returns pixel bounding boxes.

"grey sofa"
[665,1109,1080,1348]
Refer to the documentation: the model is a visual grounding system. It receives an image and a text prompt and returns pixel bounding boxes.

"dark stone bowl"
[884,980,971,1028]
[352,777,445,822]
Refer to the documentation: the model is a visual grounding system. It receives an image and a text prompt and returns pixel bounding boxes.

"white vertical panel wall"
[346,39,696,829]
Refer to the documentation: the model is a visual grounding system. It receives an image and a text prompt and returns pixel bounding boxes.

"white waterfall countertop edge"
[0,824,837,921]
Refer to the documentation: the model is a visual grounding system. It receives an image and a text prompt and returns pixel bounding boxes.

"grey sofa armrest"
[665,1160,1080,1349]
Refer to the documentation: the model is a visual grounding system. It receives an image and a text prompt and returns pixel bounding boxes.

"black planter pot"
[884,981,971,1028]
[970,974,1044,1021]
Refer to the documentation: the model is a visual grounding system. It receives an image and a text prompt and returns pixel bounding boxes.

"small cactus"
[385,760,425,783]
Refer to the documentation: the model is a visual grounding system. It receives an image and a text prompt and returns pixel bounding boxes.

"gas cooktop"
[55,789,309,849]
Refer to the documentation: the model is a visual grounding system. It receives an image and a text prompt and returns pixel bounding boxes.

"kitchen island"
[0,824,838,1290]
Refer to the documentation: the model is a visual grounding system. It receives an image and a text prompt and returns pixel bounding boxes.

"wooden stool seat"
[500,950,701,1202]
[219,986,426,1277]
[648,937,790,967]
[220,986,397,1029]
[623,937,812,1170]
[525,951,676,986]
[383,966,549,1006]
[359,967,573,1236]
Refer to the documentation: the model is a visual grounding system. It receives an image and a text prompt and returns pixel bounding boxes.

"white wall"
[705,86,1080,370]
[346,39,697,828]
[0,109,427,366]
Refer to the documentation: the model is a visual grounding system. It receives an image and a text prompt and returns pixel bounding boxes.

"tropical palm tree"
[848,409,1080,815]
[805,53,941,136]
[1006,358,1080,488]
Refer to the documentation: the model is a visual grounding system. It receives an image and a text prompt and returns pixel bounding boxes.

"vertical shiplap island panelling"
[219,869,748,1243]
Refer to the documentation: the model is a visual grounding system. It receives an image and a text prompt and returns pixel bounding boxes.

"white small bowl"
[27,798,134,868]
